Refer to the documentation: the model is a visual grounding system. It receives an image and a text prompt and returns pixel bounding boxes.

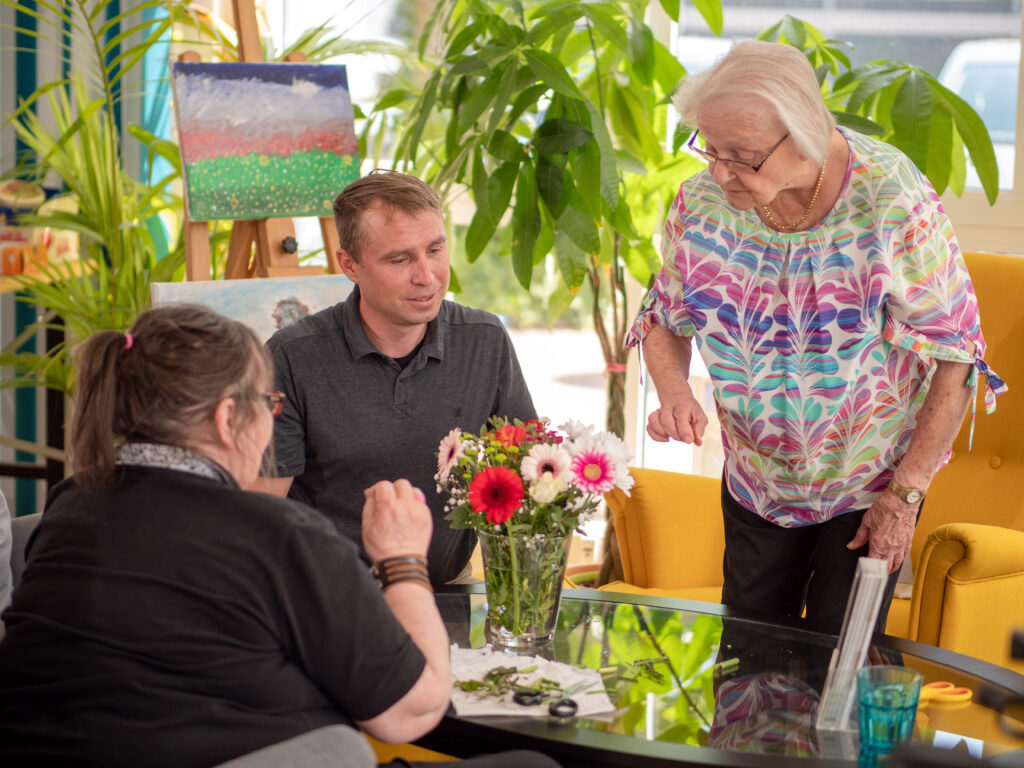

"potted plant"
[376,1,1000,440]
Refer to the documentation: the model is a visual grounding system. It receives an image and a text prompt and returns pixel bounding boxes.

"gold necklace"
[761,156,827,232]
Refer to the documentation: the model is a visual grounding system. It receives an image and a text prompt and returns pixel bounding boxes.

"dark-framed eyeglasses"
[686,130,789,173]
[260,390,285,418]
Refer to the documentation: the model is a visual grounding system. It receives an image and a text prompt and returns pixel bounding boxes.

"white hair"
[672,39,836,162]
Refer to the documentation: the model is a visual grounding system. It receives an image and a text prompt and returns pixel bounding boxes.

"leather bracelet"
[370,555,432,592]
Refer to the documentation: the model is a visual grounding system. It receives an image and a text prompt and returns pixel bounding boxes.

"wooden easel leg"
[185,220,212,281]
[225,220,258,279]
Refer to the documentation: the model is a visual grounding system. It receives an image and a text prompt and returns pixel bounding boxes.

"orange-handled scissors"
[919,681,973,706]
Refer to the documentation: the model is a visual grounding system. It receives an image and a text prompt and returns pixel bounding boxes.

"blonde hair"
[673,40,835,162]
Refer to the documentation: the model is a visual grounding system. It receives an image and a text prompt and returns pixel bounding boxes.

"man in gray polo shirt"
[264,172,537,585]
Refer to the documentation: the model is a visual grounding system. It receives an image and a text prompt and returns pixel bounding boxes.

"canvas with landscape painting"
[171,61,359,221]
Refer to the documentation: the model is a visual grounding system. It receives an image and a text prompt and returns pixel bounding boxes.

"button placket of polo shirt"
[394,371,410,420]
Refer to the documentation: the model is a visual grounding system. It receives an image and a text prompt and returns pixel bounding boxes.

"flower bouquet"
[436,417,633,648]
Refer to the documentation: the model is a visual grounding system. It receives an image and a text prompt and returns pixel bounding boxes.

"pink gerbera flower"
[521,444,571,484]
[437,427,464,482]
[571,449,616,494]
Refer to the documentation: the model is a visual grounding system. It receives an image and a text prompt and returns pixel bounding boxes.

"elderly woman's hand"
[362,479,433,563]
[846,493,918,574]
[647,389,708,445]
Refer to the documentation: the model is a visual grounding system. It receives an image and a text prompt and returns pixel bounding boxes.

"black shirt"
[268,287,537,584]
[0,466,424,768]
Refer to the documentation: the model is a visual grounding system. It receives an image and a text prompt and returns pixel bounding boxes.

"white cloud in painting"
[176,73,353,132]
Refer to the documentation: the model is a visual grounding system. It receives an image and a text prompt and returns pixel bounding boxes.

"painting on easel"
[171,62,359,221]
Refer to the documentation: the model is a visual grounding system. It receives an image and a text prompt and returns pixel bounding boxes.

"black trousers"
[719,482,904,635]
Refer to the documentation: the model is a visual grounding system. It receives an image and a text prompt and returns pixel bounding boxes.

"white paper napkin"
[450,645,616,718]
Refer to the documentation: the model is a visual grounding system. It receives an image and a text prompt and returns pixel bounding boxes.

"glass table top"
[433,587,1024,766]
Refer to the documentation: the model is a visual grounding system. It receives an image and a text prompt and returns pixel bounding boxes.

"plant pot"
[477,531,570,650]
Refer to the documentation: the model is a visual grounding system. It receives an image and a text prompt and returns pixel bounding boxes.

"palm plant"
[0,0,208,394]
[1,0,415,398]
[378,1,1000,438]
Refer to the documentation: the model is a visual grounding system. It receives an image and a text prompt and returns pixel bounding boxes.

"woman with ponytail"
[0,305,553,768]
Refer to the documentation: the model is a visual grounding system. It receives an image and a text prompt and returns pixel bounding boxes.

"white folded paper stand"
[815,556,889,755]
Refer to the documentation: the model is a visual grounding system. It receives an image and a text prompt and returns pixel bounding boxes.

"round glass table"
[421,586,1024,767]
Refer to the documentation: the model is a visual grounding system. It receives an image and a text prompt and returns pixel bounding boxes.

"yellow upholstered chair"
[600,251,1024,672]
[601,468,724,604]
[902,250,1024,672]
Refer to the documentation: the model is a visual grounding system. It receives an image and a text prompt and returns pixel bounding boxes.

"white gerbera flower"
[529,472,568,503]
[521,443,572,483]
[436,427,464,482]
[595,430,631,468]
[558,419,594,445]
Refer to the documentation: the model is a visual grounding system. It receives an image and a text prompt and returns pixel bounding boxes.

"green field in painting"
[184,150,360,221]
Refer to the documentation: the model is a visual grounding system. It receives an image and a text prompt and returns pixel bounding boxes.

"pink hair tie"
[124,332,134,351]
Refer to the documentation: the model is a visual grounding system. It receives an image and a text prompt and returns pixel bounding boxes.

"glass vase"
[477,531,570,650]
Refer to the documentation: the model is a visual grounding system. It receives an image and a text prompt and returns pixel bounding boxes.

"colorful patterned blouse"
[628,129,1005,527]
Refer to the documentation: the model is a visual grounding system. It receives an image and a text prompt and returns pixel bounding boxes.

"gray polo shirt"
[267,286,537,585]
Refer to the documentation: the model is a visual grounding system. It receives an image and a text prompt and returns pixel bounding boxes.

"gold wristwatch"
[887,478,925,504]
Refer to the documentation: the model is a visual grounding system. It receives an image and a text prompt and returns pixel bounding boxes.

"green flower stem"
[509,534,521,632]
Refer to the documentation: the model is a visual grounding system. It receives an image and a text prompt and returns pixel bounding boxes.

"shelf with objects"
[0,181,79,499]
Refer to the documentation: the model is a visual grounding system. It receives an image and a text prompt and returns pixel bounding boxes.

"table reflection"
[435,589,1024,764]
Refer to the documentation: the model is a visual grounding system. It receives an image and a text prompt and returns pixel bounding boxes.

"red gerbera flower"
[495,424,526,448]
[468,466,524,525]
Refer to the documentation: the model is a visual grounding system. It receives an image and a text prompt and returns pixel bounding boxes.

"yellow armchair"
[910,523,1024,674]
[602,468,724,604]
[601,251,1024,671]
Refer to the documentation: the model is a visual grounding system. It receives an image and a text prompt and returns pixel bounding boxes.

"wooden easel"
[181,0,342,281]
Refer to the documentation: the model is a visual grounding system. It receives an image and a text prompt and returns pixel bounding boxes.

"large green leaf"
[657,0,680,23]
[925,109,954,197]
[506,83,549,128]
[371,88,416,112]
[628,21,655,86]
[536,154,567,216]
[691,0,724,36]
[622,238,659,284]
[488,130,530,163]
[486,57,522,136]
[546,278,581,328]
[652,41,686,95]
[890,71,932,171]
[526,5,583,47]
[457,72,502,134]
[533,200,555,265]
[524,48,584,99]
[582,5,629,56]
[845,65,905,114]
[449,47,512,77]
[830,111,885,136]
[448,20,486,56]
[584,101,620,210]
[534,118,593,154]
[557,200,601,254]
[929,80,1000,204]
[569,139,603,218]
[608,81,663,165]
[512,166,541,288]
[553,230,589,291]
[405,70,441,165]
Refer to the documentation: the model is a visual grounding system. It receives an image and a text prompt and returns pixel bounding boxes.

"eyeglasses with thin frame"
[260,390,285,418]
[686,130,789,173]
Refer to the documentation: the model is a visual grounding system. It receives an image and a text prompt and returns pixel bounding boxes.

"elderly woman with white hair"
[628,39,1004,632]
